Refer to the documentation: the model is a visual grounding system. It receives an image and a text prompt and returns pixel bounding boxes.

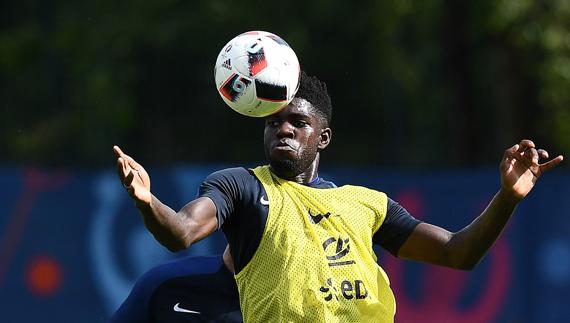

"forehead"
[271,98,315,119]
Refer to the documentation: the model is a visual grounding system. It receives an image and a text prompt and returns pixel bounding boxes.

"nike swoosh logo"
[260,196,270,206]
[173,303,201,314]
[309,210,331,224]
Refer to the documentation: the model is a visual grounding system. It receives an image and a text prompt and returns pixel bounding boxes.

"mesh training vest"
[235,166,395,322]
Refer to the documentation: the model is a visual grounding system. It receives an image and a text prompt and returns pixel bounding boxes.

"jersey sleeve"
[198,167,251,229]
[373,197,422,257]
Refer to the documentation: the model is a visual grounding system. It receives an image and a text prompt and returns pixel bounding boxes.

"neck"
[272,154,320,184]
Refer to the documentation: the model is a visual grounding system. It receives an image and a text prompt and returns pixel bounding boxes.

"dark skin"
[264,97,331,182]
[113,98,563,270]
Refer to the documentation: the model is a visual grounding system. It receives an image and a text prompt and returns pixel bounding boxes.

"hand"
[500,139,563,201]
[113,145,152,207]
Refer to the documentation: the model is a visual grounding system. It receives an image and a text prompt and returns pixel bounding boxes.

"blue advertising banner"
[0,166,568,322]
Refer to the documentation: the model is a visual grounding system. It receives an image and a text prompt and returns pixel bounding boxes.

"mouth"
[273,140,298,152]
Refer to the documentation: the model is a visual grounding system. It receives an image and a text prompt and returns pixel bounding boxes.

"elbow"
[142,218,192,252]
[452,260,478,271]
[163,239,191,252]
[162,219,196,252]
[446,251,481,271]
[444,244,481,271]
[165,245,184,252]
[164,244,178,252]
[157,234,192,252]
[165,243,186,253]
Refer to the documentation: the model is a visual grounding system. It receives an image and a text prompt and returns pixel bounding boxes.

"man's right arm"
[113,146,217,252]
[137,195,218,252]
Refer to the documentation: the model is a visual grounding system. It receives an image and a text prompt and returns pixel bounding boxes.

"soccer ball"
[214,31,300,117]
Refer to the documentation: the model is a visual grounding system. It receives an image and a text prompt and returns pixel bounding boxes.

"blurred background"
[1,0,569,322]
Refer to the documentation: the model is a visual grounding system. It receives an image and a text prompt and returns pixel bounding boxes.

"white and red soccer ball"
[214,31,301,117]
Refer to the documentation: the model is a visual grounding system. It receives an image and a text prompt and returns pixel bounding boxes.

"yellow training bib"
[235,166,395,322]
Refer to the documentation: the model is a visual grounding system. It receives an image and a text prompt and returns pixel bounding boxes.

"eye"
[292,120,308,128]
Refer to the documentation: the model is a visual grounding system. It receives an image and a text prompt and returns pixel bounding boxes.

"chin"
[269,159,303,179]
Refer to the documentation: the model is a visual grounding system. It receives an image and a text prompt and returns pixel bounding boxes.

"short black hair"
[295,71,332,127]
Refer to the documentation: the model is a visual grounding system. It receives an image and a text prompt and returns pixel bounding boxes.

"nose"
[276,121,294,138]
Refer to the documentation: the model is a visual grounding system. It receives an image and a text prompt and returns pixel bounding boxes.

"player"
[113,71,563,322]
[109,245,242,322]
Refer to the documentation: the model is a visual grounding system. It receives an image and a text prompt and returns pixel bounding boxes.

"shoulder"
[337,185,388,227]
[205,167,255,183]
[340,185,387,202]
[201,167,259,193]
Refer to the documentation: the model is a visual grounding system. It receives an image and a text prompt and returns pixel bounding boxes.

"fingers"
[501,144,519,171]
[506,139,564,175]
[505,144,519,155]
[113,145,124,158]
[113,145,130,164]
[114,145,150,201]
[124,170,135,188]
[113,145,143,171]
[114,145,140,188]
[116,157,129,181]
[540,155,564,174]
[523,146,539,166]
[508,140,539,164]
[126,157,143,171]
[517,139,535,152]
[114,145,128,179]
[502,143,520,161]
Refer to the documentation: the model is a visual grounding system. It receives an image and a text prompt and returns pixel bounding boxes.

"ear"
[318,127,332,150]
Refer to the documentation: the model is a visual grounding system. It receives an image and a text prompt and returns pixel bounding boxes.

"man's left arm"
[397,139,563,270]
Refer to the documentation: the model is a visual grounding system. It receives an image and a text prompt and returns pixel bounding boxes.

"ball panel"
[255,79,288,101]
[219,73,252,102]
[247,45,267,77]
[265,33,290,47]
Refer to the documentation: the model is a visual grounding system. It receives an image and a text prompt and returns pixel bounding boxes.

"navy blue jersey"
[110,255,242,323]
[199,167,421,273]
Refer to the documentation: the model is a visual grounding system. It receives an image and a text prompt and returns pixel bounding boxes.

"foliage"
[1,0,568,168]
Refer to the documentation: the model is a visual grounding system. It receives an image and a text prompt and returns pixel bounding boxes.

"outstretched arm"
[397,139,563,270]
[113,146,217,251]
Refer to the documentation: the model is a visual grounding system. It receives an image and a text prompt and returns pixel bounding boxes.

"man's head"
[263,71,333,180]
